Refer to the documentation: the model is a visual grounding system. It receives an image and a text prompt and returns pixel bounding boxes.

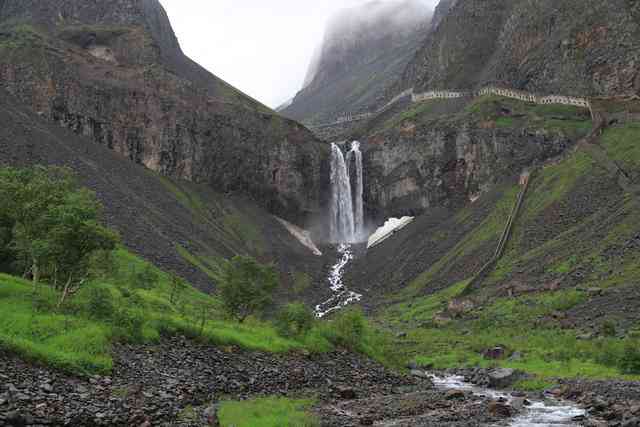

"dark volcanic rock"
[398,0,640,97]
[0,0,327,222]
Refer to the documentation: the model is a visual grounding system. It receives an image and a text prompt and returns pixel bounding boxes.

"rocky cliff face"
[282,0,432,124]
[0,0,327,222]
[398,0,640,96]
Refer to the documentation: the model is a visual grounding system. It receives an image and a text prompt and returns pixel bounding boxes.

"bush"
[275,303,315,338]
[620,340,640,375]
[113,308,145,342]
[86,286,115,320]
[219,256,278,323]
[601,320,617,337]
[324,307,366,350]
[132,265,159,289]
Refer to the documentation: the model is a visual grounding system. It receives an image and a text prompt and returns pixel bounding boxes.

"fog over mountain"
[283,0,433,123]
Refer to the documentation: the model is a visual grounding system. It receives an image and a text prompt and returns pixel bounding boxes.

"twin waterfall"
[329,141,365,243]
[316,141,365,318]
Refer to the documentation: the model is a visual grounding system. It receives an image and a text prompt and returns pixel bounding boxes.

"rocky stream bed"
[1,340,640,426]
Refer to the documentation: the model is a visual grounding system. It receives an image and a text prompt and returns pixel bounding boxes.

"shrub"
[219,256,278,323]
[324,307,366,350]
[132,265,159,289]
[601,320,617,337]
[275,303,315,338]
[620,340,640,375]
[86,285,115,320]
[113,308,145,342]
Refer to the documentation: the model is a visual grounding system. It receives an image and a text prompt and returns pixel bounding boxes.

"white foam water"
[315,244,362,318]
[430,375,586,426]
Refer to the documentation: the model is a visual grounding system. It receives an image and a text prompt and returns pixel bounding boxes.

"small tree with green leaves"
[169,273,187,305]
[219,256,278,323]
[275,302,315,338]
[0,166,119,307]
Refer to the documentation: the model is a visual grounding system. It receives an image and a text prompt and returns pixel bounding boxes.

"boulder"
[445,389,466,400]
[487,368,520,388]
[488,400,513,417]
[335,386,357,400]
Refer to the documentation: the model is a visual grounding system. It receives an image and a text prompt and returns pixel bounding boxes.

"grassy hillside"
[373,100,640,384]
[0,249,304,374]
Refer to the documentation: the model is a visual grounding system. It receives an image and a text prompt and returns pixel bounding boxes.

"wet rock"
[622,418,640,427]
[40,383,54,393]
[488,400,513,417]
[335,386,357,400]
[410,370,429,379]
[445,389,466,400]
[487,368,519,388]
[359,416,374,425]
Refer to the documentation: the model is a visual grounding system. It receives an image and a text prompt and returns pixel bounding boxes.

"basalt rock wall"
[0,0,327,223]
[398,0,640,97]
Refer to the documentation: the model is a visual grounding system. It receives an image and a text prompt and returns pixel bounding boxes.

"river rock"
[445,389,466,400]
[487,368,519,388]
[410,370,429,379]
[335,385,357,400]
[488,400,513,417]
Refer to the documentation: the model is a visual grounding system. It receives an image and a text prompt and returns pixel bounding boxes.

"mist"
[159,0,439,108]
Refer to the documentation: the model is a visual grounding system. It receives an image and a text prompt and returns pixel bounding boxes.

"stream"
[431,375,586,426]
[314,244,362,318]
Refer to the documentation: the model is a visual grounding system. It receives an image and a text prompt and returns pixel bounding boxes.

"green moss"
[218,397,318,427]
[293,271,312,294]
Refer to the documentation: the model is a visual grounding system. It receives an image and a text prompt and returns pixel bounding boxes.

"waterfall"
[347,141,364,240]
[329,143,355,243]
[330,141,364,243]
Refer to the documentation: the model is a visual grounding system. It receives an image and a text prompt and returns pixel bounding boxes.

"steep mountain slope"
[282,0,432,125]
[0,0,327,222]
[397,0,640,96]
[0,88,327,292]
[346,91,640,384]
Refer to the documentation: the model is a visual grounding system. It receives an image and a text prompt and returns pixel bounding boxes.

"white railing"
[307,85,592,129]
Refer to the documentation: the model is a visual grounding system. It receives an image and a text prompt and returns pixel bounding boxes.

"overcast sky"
[159,0,439,108]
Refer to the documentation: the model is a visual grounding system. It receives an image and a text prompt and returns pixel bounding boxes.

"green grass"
[175,243,224,283]
[0,249,307,374]
[513,378,555,392]
[601,123,640,172]
[218,397,318,427]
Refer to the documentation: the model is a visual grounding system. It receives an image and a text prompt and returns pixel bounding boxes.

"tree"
[218,256,278,323]
[275,302,315,338]
[0,166,119,306]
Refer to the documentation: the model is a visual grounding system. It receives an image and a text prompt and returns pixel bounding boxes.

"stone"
[587,288,604,297]
[508,351,522,361]
[488,400,513,417]
[445,389,466,400]
[360,417,374,426]
[483,347,506,360]
[487,368,519,388]
[203,405,219,426]
[410,370,429,379]
[40,383,54,393]
[622,418,640,427]
[335,386,357,400]
[406,361,418,370]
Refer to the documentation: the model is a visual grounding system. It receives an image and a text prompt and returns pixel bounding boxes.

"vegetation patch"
[217,397,318,427]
